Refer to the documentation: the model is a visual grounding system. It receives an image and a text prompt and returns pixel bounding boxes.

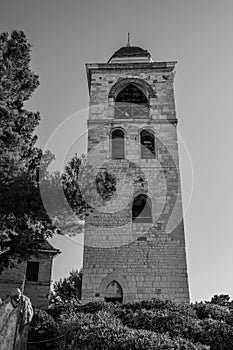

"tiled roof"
[37,240,61,254]
[108,46,151,62]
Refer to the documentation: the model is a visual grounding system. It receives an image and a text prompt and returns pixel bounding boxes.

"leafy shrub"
[225,310,233,326]
[61,310,122,336]
[78,300,115,314]
[44,296,233,350]
[111,298,196,323]
[120,308,201,340]
[60,310,208,350]
[192,302,230,322]
[48,297,82,321]
[197,318,233,350]
[28,309,59,350]
[211,294,231,306]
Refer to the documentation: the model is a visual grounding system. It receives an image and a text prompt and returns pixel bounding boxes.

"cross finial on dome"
[127,33,131,47]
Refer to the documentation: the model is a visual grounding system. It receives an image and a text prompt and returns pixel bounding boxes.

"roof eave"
[86,61,177,72]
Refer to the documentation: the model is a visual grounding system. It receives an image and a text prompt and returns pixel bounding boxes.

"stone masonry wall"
[88,67,176,121]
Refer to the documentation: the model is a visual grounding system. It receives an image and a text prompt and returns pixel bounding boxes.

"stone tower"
[81,43,189,303]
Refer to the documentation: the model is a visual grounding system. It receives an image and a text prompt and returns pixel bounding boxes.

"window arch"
[113,82,150,119]
[115,84,148,106]
[132,194,152,223]
[140,129,155,158]
[105,280,123,303]
[109,78,156,99]
[111,129,125,159]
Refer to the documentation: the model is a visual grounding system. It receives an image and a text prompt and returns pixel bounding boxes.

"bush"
[48,297,82,321]
[120,308,201,340]
[78,300,114,314]
[43,297,233,349]
[60,310,208,350]
[192,302,230,322]
[130,298,196,317]
[226,310,233,326]
[28,309,59,350]
[197,319,233,350]
[211,294,230,306]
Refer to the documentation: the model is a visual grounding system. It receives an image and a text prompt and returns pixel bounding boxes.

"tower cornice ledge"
[86,61,177,92]
[86,61,177,69]
[87,118,178,126]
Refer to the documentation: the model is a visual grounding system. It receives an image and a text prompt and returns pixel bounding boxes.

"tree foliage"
[61,154,116,219]
[210,294,231,306]
[50,269,82,304]
[39,153,117,237]
[0,30,56,272]
[0,30,117,272]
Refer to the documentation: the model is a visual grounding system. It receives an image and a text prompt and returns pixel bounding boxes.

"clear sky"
[1,0,233,302]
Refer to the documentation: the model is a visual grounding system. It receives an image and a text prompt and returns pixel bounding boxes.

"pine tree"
[0,30,55,272]
[0,30,116,273]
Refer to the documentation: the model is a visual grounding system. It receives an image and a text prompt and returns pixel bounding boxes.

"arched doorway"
[104,280,123,303]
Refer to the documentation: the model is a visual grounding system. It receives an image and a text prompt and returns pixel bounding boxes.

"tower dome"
[108,45,151,63]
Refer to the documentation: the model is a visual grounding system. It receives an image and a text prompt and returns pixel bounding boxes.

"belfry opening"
[115,84,148,106]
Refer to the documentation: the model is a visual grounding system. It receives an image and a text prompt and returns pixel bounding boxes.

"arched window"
[140,129,155,158]
[114,84,149,119]
[112,129,125,159]
[132,194,152,223]
[105,280,123,303]
[115,84,148,105]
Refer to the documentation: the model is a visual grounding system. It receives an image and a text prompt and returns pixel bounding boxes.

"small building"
[0,241,60,309]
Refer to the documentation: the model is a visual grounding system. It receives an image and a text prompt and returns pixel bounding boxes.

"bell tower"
[81,42,189,303]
